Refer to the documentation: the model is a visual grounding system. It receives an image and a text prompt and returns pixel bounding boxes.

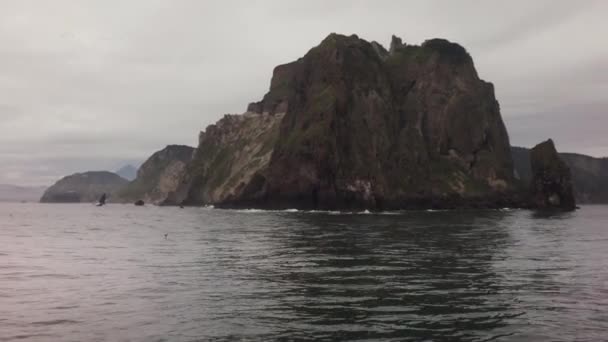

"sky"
[0,0,607,186]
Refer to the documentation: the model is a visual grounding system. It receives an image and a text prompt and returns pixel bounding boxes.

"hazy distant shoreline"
[0,184,46,203]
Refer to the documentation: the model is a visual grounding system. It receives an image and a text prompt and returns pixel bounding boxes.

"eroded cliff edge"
[118,145,194,204]
[164,113,284,205]
[165,33,527,210]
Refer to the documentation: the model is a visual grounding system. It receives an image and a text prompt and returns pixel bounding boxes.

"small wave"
[235,209,268,213]
[308,210,341,214]
[27,273,76,279]
[31,319,80,326]
[3,333,57,341]
[378,211,402,215]
[317,209,403,215]
[232,208,301,213]
[52,305,79,310]
[228,208,407,215]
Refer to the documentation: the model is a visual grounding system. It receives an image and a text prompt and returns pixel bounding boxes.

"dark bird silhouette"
[96,193,106,206]
[164,233,168,239]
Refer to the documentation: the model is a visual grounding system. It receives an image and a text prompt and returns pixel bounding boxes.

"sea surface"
[1,203,607,341]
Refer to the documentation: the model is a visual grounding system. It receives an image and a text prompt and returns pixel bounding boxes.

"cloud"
[0,0,606,185]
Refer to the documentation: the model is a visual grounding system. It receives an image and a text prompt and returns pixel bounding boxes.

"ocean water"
[1,203,607,341]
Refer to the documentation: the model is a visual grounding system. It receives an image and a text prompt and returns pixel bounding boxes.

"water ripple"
[0,203,607,341]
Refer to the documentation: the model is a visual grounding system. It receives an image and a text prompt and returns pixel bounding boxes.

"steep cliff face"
[169,33,522,209]
[529,140,576,210]
[247,61,298,115]
[40,171,128,203]
[513,146,608,203]
[226,33,516,209]
[165,112,284,205]
[118,145,194,204]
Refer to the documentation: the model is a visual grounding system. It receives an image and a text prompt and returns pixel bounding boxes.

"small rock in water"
[529,139,576,211]
[134,200,145,206]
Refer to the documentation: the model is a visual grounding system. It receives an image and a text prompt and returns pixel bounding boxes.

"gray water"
[1,203,607,341]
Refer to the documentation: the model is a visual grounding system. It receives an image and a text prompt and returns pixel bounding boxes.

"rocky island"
[164,33,532,210]
[41,33,580,211]
[528,139,576,210]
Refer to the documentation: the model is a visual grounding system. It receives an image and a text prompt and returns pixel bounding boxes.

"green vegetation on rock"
[159,33,568,211]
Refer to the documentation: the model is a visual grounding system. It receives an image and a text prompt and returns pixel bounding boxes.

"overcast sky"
[1,0,606,186]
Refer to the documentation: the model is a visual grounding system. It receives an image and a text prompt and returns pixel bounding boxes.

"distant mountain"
[512,146,608,204]
[40,171,129,203]
[0,184,47,202]
[115,164,138,181]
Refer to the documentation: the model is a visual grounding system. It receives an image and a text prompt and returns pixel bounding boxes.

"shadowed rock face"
[529,139,576,211]
[228,33,517,210]
[40,171,128,203]
[118,145,194,204]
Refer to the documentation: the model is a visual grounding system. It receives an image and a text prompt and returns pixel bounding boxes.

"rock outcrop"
[168,33,521,210]
[512,146,608,204]
[529,140,576,210]
[164,113,284,205]
[40,171,128,203]
[118,145,194,204]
